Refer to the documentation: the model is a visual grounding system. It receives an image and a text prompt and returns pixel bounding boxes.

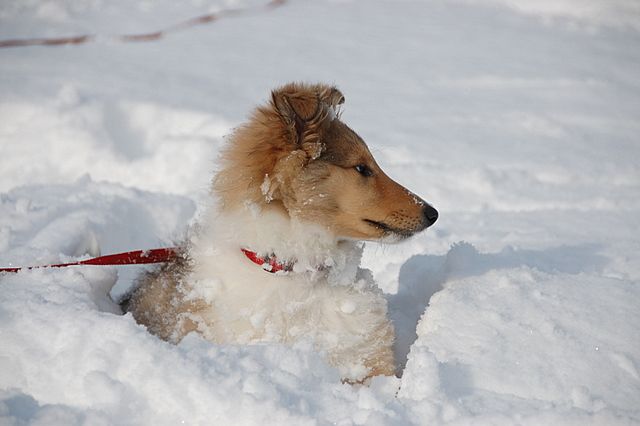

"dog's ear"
[272,90,319,123]
[319,86,345,110]
[271,84,345,138]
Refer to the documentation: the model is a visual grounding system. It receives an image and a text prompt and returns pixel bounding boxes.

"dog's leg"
[124,256,201,342]
[324,291,397,383]
[362,318,397,379]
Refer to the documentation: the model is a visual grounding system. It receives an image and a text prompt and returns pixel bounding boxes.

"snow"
[399,246,640,423]
[1,0,640,424]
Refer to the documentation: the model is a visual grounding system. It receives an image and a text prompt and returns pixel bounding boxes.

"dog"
[122,83,438,382]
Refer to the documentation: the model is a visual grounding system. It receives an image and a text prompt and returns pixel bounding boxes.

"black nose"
[423,205,438,227]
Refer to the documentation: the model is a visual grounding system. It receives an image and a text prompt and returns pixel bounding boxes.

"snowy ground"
[1,0,639,424]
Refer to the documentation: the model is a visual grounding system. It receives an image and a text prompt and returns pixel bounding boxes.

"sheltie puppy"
[123,82,438,382]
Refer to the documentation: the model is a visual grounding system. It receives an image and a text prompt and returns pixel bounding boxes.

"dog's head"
[214,82,437,241]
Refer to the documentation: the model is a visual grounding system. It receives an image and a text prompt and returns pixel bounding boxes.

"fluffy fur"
[123,82,438,382]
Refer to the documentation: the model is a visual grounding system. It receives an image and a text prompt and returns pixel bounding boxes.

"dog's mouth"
[363,219,414,239]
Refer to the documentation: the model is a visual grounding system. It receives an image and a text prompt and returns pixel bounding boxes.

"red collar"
[241,248,294,274]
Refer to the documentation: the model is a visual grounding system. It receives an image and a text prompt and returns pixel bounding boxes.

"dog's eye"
[354,164,373,177]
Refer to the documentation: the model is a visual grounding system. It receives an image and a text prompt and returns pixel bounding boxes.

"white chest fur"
[182,206,395,380]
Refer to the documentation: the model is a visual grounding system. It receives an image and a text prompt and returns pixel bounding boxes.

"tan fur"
[214,82,431,240]
[124,82,437,382]
[123,249,202,342]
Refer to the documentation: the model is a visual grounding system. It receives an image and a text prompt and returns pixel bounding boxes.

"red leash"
[1,247,295,275]
[0,247,180,273]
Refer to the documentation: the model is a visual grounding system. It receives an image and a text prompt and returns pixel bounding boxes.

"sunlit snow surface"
[1,0,639,424]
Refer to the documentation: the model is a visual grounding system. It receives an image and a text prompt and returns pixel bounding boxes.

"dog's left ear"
[271,84,345,142]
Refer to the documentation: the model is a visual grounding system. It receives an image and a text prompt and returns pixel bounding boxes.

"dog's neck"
[198,201,363,283]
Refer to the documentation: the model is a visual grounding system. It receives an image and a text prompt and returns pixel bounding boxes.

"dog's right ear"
[271,83,345,143]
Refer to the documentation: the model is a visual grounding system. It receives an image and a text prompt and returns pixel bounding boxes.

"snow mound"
[0,93,226,197]
[401,244,640,424]
[0,179,196,297]
[0,265,379,425]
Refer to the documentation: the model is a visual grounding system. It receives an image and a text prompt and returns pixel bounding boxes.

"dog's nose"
[422,205,438,227]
